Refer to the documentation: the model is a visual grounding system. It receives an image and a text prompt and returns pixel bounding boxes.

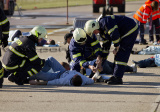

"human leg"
[102,60,115,74]
[41,56,66,73]
[108,28,138,84]
[149,20,154,42]
[34,71,62,81]
[125,65,134,72]
[154,19,160,42]
[136,58,156,68]
[139,22,147,44]
[7,60,43,85]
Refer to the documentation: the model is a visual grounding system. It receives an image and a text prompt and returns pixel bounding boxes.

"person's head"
[61,62,70,70]
[73,28,87,45]
[30,26,47,43]
[151,1,158,11]
[84,20,100,36]
[49,39,55,45]
[64,33,73,45]
[71,74,82,86]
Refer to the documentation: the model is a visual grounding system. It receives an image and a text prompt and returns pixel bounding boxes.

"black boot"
[8,73,24,85]
[0,78,4,88]
[8,73,16,82]
[105,76,123,85]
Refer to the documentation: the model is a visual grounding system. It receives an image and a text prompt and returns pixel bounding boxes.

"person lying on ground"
[8,30,56,46]
[29,56,96,86]
[60,60,137,79]
[131,46,160,55]
[131,54,160,68]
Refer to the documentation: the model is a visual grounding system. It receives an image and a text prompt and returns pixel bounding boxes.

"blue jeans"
[35,57,66,81]
[138,58,157,68]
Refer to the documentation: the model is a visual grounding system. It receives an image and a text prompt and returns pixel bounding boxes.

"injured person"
[29,57,97,86]
[8,30,58,47]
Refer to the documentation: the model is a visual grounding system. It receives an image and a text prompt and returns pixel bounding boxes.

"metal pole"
[66,0,69,24]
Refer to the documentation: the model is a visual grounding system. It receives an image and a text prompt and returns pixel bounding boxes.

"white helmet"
[73,28,87,44]
[84,20,99,36]
[30,26,47,39]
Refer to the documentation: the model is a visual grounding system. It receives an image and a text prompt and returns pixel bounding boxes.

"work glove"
[2,36,8,48]
[2,41,8,48]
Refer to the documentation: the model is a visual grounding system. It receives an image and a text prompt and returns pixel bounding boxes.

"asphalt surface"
[0,0,160,112]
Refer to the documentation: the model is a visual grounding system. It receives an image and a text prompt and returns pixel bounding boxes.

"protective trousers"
[5,59,42,84]
[0,61,4,88]
[149,18,160,42]
[113,28,138,78]
[137,21,145,43]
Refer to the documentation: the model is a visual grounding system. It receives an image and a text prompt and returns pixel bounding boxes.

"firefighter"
[0,8,10,88]
[84,15,139,84]
[69,28,102,74]
[133,1,159,44]
[145,0,160,44]
[2,26,46,86]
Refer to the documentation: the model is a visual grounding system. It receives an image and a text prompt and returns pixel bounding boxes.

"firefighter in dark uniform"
[69,28,102,74]
[0,8,10,88]
[2,26,47,86]
[84,16,139,84]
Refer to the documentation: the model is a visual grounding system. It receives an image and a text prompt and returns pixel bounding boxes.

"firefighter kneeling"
[1,26,47,86]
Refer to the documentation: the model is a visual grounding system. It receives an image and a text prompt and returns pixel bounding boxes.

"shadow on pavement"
[0,82,159,96]
[126,72,159,77]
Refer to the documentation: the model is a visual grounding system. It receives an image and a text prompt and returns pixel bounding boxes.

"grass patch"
[16,0,141,10]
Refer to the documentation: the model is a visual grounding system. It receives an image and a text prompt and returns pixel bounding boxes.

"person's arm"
[0,8,10,48]
[88,65,97,73]
[113,46,120,55]
[143,6,152,23]
[69,43,90,69]
[90,34,102,57]
[100,16,120,48]
[25,45,45,66]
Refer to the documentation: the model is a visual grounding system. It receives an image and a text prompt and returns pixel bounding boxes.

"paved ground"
[0,0,160,112]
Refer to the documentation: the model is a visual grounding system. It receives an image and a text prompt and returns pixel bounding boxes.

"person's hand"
[88,65,97,73]
[113,46,120,55]
[92,76,97,82]
[2,41,8,48]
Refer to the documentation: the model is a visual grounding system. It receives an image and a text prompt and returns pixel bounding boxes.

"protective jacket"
[145,0,160,20]
[2,35,45,77]
[0,8,10,45]
[98,15,139,78]
[69,34,102,70]
[99,15,139,59]
[133,4,152,23]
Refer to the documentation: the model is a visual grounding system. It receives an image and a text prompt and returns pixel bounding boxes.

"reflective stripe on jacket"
[145,0,160,20]
[2,36,44,71]
[133,4,152,23]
